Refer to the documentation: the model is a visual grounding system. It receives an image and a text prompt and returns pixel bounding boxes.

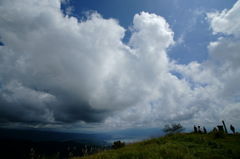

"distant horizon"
[0,124,236,135]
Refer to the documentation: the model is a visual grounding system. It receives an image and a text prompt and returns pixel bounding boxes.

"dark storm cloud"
[0,81,111,124]
[52,101,111,123]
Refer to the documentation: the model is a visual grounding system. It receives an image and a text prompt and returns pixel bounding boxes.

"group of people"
[194,125,207,134]
[194,124,236,134]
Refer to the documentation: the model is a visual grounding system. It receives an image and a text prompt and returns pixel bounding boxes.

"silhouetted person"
[198,126,202,134]
[203,127,207,134]
[230,125,235,134]
[194,125,197,133]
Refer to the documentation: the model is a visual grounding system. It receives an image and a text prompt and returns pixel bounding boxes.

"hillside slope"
[78,132,240,159]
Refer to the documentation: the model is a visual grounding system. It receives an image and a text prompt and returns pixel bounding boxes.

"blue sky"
[0,0,240,133]
[61,0,237,64]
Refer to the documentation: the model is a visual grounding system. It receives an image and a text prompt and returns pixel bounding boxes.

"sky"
[0,0,240,133]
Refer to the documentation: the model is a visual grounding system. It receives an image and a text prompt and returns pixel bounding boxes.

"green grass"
[73,133,240,159]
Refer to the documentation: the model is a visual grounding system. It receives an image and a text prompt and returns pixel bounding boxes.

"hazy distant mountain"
[0,127,164,144]
[0,128,111,144]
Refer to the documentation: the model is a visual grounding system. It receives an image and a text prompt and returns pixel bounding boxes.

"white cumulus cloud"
[207,0,240,37]
[0,0,239,131]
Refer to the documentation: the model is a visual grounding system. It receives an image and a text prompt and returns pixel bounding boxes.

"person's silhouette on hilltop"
[203,127,207,134]
[230,125,235,134]
[198,126,202,134]
[194,125,197,133]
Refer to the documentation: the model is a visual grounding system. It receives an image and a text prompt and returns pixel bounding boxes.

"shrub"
[162,123,186,134]
[112,140,125,149]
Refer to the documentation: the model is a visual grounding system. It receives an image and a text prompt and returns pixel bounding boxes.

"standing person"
[203,127,207,134]
[194,125,197,133]
[198,126,202,134]
[230,125,235,134]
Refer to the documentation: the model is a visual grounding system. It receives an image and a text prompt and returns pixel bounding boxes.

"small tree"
[162,123,185,134]
[112,140,125,149]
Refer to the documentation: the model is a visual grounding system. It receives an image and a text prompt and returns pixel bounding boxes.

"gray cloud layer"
[0,0,240,130]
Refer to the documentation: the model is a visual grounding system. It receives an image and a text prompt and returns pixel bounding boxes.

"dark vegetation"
[112,140,126,149]
[0,138,109,159]
[0,128,111,159]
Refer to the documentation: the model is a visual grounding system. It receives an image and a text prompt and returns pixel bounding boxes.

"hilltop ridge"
[80,132,240,159]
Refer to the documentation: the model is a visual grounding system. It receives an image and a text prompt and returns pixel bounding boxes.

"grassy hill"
[74,132,240,159]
